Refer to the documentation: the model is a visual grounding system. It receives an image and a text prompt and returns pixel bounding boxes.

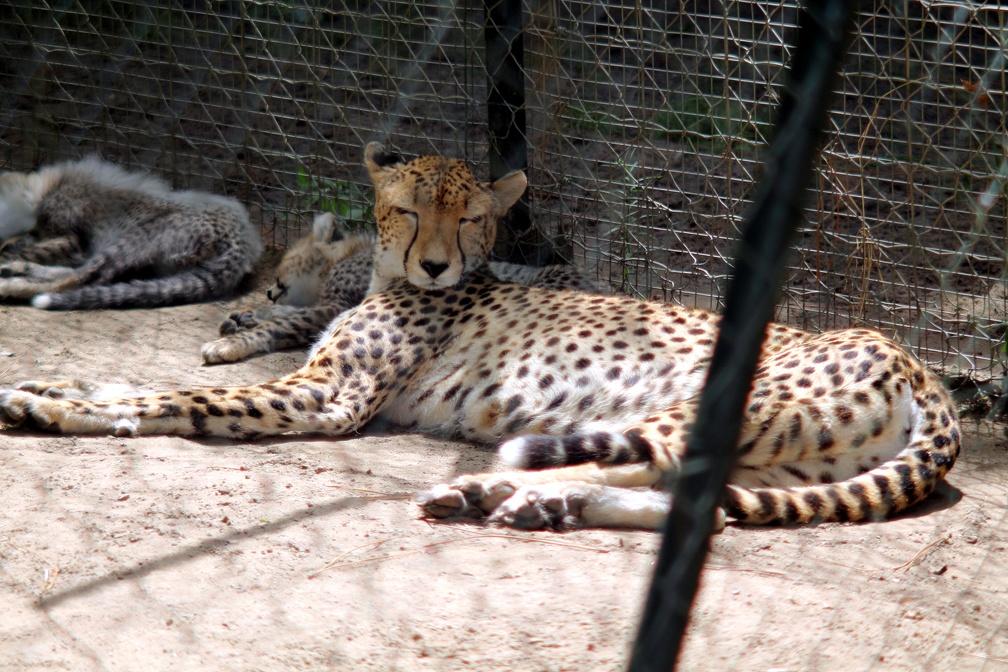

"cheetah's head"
[364,142,527,292]
[1,157,170,242]
[0,169,52,243]
[267,212,374,306]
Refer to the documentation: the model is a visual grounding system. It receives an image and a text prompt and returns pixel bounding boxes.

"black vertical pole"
[485,0,547,265]
[626,1,857,670]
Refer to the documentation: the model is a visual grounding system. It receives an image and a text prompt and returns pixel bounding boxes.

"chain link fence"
[2,1,1006,383]
[1,3,1007,670]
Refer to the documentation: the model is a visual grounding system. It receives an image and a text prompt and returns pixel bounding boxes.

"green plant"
[560,102,622,136]
[654,95,771,154]
[295,168,373,228]
[599,156,663,297]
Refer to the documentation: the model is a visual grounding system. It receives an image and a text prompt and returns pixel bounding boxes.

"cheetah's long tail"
[499,390,960,525]
[29,267,243,310]
[722,387,960,525]
[498,431,655,469]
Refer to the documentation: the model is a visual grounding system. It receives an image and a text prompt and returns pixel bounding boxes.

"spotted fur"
[0,157,260,310]
[203,185,605,366]
[0,144,960,531]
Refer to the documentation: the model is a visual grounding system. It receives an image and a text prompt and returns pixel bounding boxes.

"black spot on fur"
[546,393,567,411]
[189,408,207,434]
[159,403,182,416]
[782,465,809,482]
[817,427,834,451]
[504,395,522,414]
[241,399,263,419]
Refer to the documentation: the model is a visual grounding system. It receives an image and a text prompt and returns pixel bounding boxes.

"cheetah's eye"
[460,216,479,226]
[395,207,418,222]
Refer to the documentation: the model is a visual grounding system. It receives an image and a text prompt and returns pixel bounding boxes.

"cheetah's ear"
[489,170,528,212]
[364,142,407,185]
[311,212,337,243]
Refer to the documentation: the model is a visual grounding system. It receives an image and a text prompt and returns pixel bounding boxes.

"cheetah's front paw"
[415,484,486,520]
[0,276,51,300]
[0,261,76,282]
[201,338,247,365]
[0,387,138,436]
[0,389,62,428]
[218,310,260,336]
[15,379,97,399]
[420,479,678,531]
[14,379,145,401]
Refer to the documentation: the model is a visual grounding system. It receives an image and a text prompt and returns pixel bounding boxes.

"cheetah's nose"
[420,260,450,279]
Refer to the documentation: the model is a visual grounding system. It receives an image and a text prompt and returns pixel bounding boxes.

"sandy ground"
[0,297,1007,672]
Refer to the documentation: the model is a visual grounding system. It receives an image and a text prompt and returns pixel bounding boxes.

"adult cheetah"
[0,143,960,530]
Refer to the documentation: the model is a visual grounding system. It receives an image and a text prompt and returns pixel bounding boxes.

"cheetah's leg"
[0,320,418,438]
[202,304,343,365]
[0,374,361,438]
[0,268,76,300]
[6,236,84,265]
[0,260,77,282]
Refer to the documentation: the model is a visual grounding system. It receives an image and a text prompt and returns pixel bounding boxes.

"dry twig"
[893,533,952,572]
[3,539,61,596]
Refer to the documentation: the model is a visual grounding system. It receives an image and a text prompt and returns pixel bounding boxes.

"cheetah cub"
[0,157,260,310]
[202,212,375,365]
[0,143,960,530]
[203,209,607,365]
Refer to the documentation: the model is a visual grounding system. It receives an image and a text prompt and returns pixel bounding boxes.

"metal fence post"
[484,0,552,265]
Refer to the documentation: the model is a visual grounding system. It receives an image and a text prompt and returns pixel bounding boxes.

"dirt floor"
[1,296,1007,672]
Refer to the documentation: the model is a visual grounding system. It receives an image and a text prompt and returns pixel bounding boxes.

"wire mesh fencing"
[1,3,1007,671]
[1,0,1006,385]
[522,1,1008,386]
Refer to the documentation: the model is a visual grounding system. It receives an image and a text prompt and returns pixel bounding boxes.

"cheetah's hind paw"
[419,479,679,531]
[418,480,603,530]
[416,475,524,522]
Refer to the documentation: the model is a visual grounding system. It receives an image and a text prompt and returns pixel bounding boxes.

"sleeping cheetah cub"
[203,211,606,364]
[0,143,960,530]
[202,212,375,365]
[0,157,260,309]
